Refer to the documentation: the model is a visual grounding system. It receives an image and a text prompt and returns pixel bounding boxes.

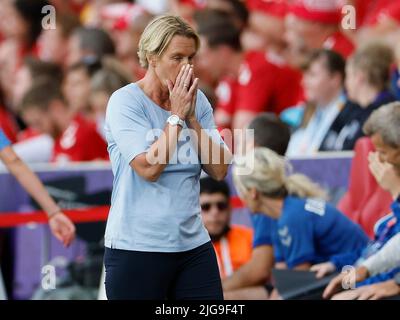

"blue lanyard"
[363,217,397,260]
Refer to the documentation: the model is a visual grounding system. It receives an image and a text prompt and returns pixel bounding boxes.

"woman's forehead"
[166,35,197,54]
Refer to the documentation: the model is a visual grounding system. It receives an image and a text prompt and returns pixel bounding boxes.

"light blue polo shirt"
[104,83,226,252]
[0,129,11,151]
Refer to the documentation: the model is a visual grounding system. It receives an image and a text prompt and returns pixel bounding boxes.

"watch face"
[169,115,179,125]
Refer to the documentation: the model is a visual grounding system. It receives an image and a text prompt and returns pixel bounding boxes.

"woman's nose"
[182,57,191,65]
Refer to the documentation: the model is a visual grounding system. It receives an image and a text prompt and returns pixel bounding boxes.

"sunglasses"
[201,201,229,212]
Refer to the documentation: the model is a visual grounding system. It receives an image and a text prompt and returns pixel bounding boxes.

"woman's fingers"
[310,265,324,278]
[175,64,187,90]
[181,65,193,91]
[310,264,327,278]
[179,64,191,89]
[357,289,374,300]
[323,275,342,299]
[188,77,199,96]
[316,268,327,279]
[166,79,173,95]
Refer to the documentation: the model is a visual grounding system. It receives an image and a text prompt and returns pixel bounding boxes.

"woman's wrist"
[185,117,197,126]
[47,207,62,219]
[356,266,369,282]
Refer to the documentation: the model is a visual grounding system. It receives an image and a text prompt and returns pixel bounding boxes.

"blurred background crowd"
[1,0,400,300]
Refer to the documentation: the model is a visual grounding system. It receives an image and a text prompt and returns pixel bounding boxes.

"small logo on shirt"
[60,123,78,149]
[215,81,232,105]
[305,199,326,216]
[238,63,251,86]
[278,226,292,247]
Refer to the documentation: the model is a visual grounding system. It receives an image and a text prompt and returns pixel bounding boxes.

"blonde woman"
[103,15,231,299]
[233,147,369,273]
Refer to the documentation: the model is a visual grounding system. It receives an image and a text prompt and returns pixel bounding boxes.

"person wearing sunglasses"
[200,177,253,280]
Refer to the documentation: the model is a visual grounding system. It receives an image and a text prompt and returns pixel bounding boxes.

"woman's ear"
[148,54,157,69]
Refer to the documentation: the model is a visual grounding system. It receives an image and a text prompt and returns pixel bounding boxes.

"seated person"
[232,147,369,298]
[223,113,290,300]
[200,177,253,279]
[313,102,400,299]
[286,49,347,156]
[312,193,400,298]
[19,78,109,163]
[360,233,400,281]
[320,42,396,151]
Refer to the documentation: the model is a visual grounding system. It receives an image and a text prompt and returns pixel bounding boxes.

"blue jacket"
[330,199,400,285]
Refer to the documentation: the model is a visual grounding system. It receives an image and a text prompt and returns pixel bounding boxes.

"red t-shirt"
[323,31,355,59]
[52,115,108,163]
[235,51,303,115]
[373,1,400,24]
[215,76,239,126]
[358,0,400,26]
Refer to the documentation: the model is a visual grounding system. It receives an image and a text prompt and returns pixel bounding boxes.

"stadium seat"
[338,137,393,238]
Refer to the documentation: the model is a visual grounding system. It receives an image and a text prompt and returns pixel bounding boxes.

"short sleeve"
[0,128,11,151]
[278,209,316,269]
[251,214,275,247]
[106,88,153,163]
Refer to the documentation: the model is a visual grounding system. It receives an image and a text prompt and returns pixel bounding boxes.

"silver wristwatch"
[166,114,185,127]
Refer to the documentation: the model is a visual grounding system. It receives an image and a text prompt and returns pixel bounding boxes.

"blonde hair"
[137,15,200,69]
[233,148,327,200]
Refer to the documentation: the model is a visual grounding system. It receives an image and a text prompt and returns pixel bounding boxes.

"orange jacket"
[212,225,253,279]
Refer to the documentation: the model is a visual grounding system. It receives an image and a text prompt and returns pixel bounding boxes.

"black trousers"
[104,241,223,300]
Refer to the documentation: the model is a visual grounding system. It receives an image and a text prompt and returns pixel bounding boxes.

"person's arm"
[1,146,61,215]
[185,70,232,180]
[131,123,184,182]
[361,233,400,277]
[186,117,231,181]
[222,245,274,291]
[132,65,199,181]
[0,146,75,246]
